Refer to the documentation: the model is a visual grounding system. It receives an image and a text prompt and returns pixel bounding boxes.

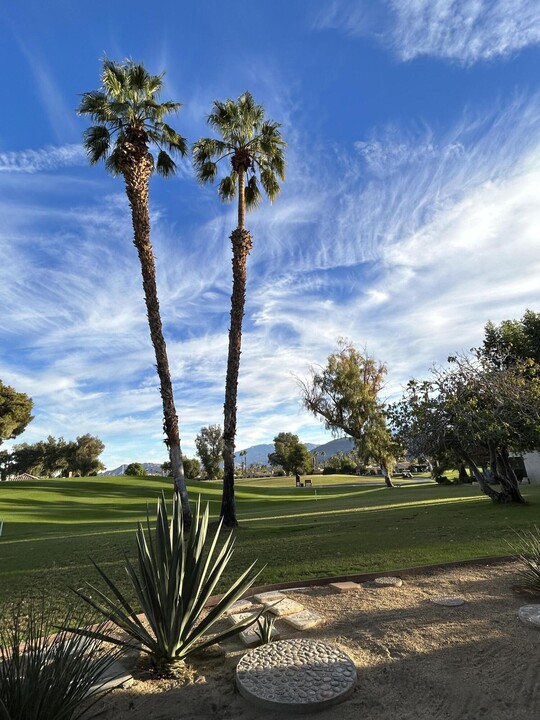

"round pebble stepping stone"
[236,638,357,712]
[374,576,403,587]
[518,605,540,629]
[430,595,465,606]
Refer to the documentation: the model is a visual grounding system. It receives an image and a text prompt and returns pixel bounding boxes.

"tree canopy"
[0,380,33,446]
[268,432,312,475]
[299,340,398,486]
[124,462,147,477]
[7,434,105,478]
[389,353,540,503]
[195,425,224,481]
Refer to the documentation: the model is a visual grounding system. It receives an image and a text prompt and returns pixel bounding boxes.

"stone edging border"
[206,554,516,608]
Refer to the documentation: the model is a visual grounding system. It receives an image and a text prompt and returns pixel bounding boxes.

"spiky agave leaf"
[0,600,123,720]
[70,493,261,666]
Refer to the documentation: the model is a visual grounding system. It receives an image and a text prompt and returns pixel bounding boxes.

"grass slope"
[0,475,538,609]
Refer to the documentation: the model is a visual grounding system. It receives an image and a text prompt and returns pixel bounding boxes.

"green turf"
[0,475,538,610]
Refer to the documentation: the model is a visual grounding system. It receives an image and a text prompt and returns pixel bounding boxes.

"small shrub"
[255,612,277,645]
[0,601,122,720]
[70,494,263,670]
[509,525,540,594]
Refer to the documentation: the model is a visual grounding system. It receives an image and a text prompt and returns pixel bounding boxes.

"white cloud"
[314,0,540,65]
[0,144,86,173]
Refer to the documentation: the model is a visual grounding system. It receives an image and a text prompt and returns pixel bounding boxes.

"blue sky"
[1,1,540,470]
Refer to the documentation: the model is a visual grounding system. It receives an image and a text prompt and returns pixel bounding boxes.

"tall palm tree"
[78,59,192,525]
[193,92,286,527]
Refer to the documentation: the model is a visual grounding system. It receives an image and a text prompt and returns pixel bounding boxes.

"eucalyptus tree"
[299,340,398,487]
[193,92,286,526]
[78,59,191,524]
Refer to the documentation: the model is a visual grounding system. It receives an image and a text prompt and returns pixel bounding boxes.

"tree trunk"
[222,226,252,526]
[381,460,395,488]
[221,169,252,527]
[497,447,525,503]
[458,461,470,483]
[461,447,502,501]
[122,144,191,527]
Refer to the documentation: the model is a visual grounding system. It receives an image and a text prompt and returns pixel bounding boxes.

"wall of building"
[522,453,540,484]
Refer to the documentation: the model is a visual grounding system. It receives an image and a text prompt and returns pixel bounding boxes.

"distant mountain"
[100,462,165,476]
[312,437,355,458]
[235,442,318,466]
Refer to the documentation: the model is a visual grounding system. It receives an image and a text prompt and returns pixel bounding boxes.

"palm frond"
[155,150,176,177]
[194,91,285,211]
[245,175,262,209]
[78,58,185,179]
[259,167,281,202]
[218,174,237,202]
[104,144,124,176]
[82,125,112,164]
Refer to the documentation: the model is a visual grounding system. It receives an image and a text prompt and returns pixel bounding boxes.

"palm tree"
[78,59,191,525]
[193,92,286,527]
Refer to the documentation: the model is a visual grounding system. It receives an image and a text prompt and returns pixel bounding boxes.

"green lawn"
[0,474,538,610]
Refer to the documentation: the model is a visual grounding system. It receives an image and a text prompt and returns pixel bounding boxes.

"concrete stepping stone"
[431,595,465,606]
[225,598,257,615]
[330,581,362,592]
[267,598,305,617]
[374,576,403,587]
[518,605,540,629]
[228,611,256,626]
[88,659,133,696]
[236,639,357,712]
[282,610,323,630]
[253,591,287,604]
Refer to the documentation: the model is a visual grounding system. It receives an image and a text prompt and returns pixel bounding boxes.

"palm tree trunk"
[122,150,191,526]
[222,169,252,527]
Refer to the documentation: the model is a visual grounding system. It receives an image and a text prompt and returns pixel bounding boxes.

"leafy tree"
[325,452,357,474]
[182,457,201,480]
[125,462,147,476]
[78,59,191,526]
[268,433,312,475]
[195,425,224,481]
[299,340,398,487]
[9,443,44,477]
[73,434,105,476]
[389,354,540,503]
[482,309,540,368]
[0,380,33,446]
[193,92,286,526]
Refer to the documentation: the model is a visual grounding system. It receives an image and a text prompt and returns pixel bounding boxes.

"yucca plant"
[255,612,277,645]
[69,493,262,668]
[0,600,123,720]
[509,525,540,594]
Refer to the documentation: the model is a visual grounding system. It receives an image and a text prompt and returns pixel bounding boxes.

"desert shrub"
[0,601,122,720]
[70,494,263,670]
[509,525,540,594]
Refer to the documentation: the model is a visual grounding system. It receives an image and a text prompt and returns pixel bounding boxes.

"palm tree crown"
[78,59,187,177]
[192,91,285,214]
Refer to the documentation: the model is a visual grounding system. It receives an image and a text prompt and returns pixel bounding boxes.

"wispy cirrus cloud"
[314,0,540,65]
[0,144,86,173]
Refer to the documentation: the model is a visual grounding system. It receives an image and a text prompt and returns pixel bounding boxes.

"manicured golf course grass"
[0,474,538,611]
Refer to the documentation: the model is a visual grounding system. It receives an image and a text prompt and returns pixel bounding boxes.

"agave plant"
[0,600,123,720]
[255,612,277,645]
[509,525,540,594]
[70,493,262,667]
